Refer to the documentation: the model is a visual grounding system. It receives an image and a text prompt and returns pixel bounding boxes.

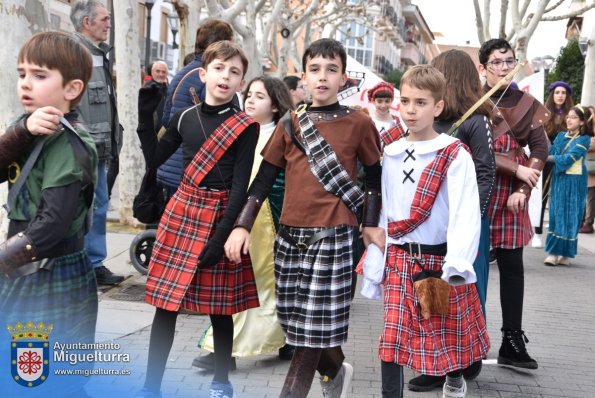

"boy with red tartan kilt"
[375,65,489,398]
[135,41,259,398]
[225,38,383,398]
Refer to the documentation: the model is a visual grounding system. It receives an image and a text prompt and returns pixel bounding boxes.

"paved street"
[79,216,595,398]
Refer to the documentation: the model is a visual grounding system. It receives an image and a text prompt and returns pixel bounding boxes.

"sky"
[411,0,593,61]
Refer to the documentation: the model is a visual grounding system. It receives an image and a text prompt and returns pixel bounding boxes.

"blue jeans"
[474,217,491,317]
[85,159,108,268]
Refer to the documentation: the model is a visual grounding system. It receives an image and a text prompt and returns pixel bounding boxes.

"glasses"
[485,58,517,69]
[566,115,579,120]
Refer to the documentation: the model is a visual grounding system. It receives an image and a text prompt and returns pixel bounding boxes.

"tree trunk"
[580,23,595,106]
[114,0,144,225]
[278,36,292,78]
[175,1,202,62]
[0,0,49,237]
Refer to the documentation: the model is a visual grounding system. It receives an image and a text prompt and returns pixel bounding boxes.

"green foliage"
[546,40,584,103]
[384,69,404,88]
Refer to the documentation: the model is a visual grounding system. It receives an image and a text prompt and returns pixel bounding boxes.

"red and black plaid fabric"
[489,133,532,249]
[379,245,490,375]
[145,112,260,314]
[388,141,464,239]
[380,118,405,148]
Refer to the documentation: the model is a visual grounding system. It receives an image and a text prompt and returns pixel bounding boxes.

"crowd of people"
[0,1,594,398]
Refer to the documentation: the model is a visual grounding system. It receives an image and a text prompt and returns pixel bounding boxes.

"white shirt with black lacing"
[380,133,481,285]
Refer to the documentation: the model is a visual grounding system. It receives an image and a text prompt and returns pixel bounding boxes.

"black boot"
[497,329,538,369]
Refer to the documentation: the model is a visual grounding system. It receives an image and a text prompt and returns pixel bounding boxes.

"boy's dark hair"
[400,65,445,103]
[183,53,195,67]
[18,31,92,107]
[574,105,594,137]
[194,19,234,54]
[244,75,295,124]
[202,40,248,78]
[283,75,300,91]
[431,49,491,119]
[302,38,346,73]
[478,38,515,66]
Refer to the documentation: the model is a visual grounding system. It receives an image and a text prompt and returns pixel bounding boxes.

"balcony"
[400,42,422,66]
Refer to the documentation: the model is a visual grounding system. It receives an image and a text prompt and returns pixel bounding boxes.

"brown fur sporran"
[413,276,451,320]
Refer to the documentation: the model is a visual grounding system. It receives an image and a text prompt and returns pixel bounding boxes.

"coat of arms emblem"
[7,321,52,387]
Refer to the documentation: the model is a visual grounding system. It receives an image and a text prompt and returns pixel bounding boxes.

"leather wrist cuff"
[234,196,263,232]
[0,232,38,278]
[514,157,545,196]
[0,117,35,169]
[362,190,382,227]
[495,153,519,177]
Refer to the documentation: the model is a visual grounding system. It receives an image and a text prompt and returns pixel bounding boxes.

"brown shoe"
[579,224,594,233]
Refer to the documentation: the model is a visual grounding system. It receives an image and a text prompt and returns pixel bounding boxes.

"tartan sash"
[388,141,464,239]
[295,109,363,214]
[182,111,255,188]
[380,118,405,147]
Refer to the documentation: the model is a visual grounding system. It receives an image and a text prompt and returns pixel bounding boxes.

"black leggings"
[143,308,234,393]
[495,247,524,330]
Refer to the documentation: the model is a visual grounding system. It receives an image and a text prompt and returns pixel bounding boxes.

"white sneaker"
[557,256,571,266]
[543,254,558,266]
[531,234,543,248]
[320,362,354,398]
[442,378,467,398]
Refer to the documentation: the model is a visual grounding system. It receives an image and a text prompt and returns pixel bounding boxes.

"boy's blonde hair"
[202,40,248,78]
[400,65,446,103]
[18,31,92,107]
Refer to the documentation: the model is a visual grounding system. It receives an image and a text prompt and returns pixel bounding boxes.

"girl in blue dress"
[544,105,594,266]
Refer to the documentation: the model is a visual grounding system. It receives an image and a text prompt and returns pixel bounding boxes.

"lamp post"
[143,0,156,75]
[167,14,179,50]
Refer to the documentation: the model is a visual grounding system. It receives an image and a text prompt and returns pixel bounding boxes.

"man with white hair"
[71,0,124,286]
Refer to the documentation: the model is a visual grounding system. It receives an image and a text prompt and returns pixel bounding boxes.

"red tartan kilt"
[489,133,533,249]
[379,245,490,375]
[145,185,259,315]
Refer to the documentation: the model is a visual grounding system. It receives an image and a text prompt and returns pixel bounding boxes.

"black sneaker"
[94,266,125,285]
[407,374,445,392]
[191,353,236,371]
[278,344,295,360]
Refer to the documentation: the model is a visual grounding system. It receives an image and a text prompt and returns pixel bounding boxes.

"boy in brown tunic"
[226,38,383,398]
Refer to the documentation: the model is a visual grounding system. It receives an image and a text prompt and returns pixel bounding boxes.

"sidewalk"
[85,219,595,397]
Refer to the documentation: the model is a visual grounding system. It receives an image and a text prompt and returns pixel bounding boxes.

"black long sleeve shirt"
[138,100,259,244]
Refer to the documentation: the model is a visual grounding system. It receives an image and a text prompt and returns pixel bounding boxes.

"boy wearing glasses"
[478,38,549,371]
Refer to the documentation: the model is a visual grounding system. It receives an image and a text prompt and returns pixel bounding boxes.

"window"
[338,21,374,67]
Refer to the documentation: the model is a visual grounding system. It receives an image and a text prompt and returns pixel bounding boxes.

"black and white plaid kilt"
[274,225,355,348]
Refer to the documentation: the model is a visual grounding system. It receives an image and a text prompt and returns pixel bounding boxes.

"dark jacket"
[435,114,496,218]
[73,32,121,161]
[157,53,206,189]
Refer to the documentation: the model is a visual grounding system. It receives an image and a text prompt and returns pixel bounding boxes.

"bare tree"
[581,22,595,105]
[113,0,144,225]
[171,0,203,64]
[473,0,595,74]
[0,0,49,236]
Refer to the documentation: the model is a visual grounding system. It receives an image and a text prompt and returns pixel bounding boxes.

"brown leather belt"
[278,227,336,251]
